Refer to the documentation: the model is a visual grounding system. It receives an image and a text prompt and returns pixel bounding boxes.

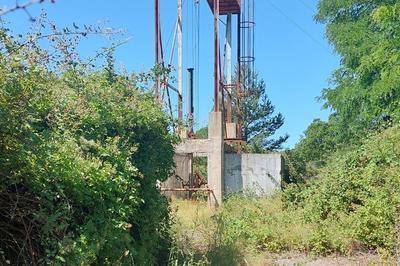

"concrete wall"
[163,112,224,206]
[224,153,282,196]
[162,154,192,198]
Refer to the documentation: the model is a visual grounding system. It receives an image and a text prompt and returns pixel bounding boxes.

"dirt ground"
[258,253,397,266]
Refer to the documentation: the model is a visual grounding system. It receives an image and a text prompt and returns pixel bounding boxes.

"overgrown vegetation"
[174,0,400,264]
[0,18,175,264]
[221,125,400,256]
[286,0,400,177]
[1,0,399,264]
[172,125,400,263]
[232,68,288,152]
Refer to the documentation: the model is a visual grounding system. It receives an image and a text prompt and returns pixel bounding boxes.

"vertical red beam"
[187,68,194,135]
[226,90,232,123]
[155,0,161,102]
[213,0,220,112]
[236,13,242,139]
[226,15,232,123]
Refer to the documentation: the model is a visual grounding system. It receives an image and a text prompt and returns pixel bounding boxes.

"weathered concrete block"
[224,153,282,196]
[162,112,224,207]
[207,112,224,206]
[226,123,237,139]
[175,139,212,154]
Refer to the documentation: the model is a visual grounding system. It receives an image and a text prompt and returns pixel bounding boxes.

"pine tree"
[233,68,288,152]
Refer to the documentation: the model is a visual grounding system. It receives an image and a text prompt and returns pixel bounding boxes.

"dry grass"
[170,199,245,265]
[169,197,397,265]
[170,199,218,254]
[171,199,216,229]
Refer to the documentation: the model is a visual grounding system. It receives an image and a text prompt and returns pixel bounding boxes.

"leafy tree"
[286,0,400,181]
[104,48,117,83]
[233,68,288,152]
[283,118,338,184]
[192,127,208,180]
[316,0,400,146]
[195,126,208,139]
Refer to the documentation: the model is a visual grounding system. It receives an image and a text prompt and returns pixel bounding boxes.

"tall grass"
[169,125,400,265]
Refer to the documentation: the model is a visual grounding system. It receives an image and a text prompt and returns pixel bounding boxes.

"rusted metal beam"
[214,0,220,112]
[225,14,232,123]
[207,0,241,14]
[160,188,213,192]
[187,68,194,135]
[161,80,179,94]
[236,13,242,140]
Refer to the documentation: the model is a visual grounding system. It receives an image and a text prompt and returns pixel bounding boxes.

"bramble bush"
[0,19,175,265]
[213,124,400,256]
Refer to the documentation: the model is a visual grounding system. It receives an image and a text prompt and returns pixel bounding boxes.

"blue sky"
[3,0,339,148]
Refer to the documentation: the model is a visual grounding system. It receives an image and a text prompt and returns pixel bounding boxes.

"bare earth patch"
[260,253,396,266]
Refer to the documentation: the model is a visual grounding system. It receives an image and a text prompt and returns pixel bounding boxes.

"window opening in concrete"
[192,155,208,201]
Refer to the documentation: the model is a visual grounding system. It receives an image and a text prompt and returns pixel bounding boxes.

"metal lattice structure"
[154,0,255,141]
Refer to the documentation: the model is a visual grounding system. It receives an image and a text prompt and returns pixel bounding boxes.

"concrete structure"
[157,0,262,206]
[225,123,237,139]
[164,111,283,206]
[207,112,224,206]
[224,153,282,196]
[170,112,224,206]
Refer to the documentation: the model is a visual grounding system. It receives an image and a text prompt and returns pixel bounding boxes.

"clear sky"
[3,0,339,149]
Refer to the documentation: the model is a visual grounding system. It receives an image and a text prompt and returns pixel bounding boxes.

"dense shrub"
[215,125,400,256]
[0,24,175,264]
[300,124,400,252]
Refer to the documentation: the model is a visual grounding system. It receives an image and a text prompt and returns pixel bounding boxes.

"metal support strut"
[213,0,220,112]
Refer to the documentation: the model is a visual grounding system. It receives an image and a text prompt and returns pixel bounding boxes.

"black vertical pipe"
[187,68,194,135]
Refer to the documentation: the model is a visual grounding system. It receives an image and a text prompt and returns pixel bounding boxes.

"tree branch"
[0,0,55,17]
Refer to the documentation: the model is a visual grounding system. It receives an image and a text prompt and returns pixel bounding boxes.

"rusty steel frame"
[160,187,218,206]
[160,188,213,192]
[207,0,241,15]
[155,0,245,140]
[155,0,185,123]
[213,0,220,112]
[236,12,242,140]
[211,1,243,140]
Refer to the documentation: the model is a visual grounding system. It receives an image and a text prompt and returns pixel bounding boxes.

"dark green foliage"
[233,68,288,152]
[294,119,337,164]
[216,125,400,255]
[192,128,208,180]
[282,118,338,184]
[194,127,208,139]
[0,24,175,264]
[286,0,400,183]
[315,0,400,151]
[297,124,400,252]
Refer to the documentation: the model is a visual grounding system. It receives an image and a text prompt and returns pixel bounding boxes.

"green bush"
[0,24,175,264]
[213,125,400,256]
[300,125,400,251]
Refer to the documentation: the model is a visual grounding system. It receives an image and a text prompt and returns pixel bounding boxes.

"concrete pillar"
[207,111,224,206]
[226,122,237,139]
